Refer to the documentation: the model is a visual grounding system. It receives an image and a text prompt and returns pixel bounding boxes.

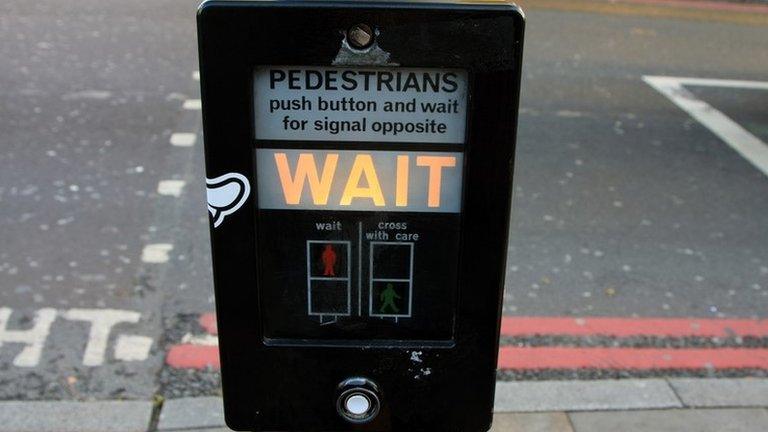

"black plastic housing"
[197,1,524,430]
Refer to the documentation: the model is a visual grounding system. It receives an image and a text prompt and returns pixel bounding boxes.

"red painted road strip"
[166,344,768,370]
[199,312,218,335]
[166,314,768,370]
[619,0,768,13]
[500,317,768,338]
[167,344,221,369]
[499,346,768,370]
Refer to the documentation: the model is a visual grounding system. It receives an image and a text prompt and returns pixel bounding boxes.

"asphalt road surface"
[0,0,766,399]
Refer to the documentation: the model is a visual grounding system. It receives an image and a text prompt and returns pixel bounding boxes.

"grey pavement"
[491,413,574,432]
[0,400,153,432]
[494,379,682,412]
[150,410,768,432]
[158,397,224,431]
[154,378,768,431]
[569,409,768,432]
[0,378,765,431]
[669,378,768,407]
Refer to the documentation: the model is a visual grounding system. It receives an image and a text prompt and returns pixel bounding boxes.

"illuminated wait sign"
[256,149,463,213]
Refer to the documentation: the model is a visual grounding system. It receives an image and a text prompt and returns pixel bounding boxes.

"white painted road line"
[180,332,219,346]
[0,307,56,367]
[183,99,202,110]
[644,76,768,178]
[157,180,186,197]
[1,308,152,367]
[114,335,154,362]
[63,309,143,366]
[169,132,197,147]
[651,77,768,90]
[141,243,173,263]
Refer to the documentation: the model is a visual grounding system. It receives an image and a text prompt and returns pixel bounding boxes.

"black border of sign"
[197,1,525,431]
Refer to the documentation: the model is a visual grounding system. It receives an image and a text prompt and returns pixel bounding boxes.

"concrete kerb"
[3,378,768,431]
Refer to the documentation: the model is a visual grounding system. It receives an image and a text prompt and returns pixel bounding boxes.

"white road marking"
[169,132,196,147]
[182,99,202,110]
[141,243,173,263]
[192,70,200,81]
[180,332,219,346]
[114,335,153,361]
[644,76,768,177]
[650,77,768,90]
[0,308,56,367]
[0,307,152,367]
[63,309,141,366]
[157,180,186,197]
[62,90,112,100]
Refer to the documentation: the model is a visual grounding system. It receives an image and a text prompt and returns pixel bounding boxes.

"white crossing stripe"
[644,76,768,178]
[169,132,196,147]
[157,180,186,197]
[182,99,202,110]
[141,243,173,263]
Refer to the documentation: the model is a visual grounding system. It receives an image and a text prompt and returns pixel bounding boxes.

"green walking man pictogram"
[380,283,402,314]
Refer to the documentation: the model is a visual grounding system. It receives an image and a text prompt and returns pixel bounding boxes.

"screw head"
[347,24,374,50]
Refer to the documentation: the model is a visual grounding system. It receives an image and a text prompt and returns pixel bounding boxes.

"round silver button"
[345,394,371,416]
[336,378,381,424]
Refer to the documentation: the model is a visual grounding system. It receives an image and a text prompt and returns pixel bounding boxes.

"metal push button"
[336,378,380,424]
[345,394,371,415]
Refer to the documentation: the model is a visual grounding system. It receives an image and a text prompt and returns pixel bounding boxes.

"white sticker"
[254,66,468,144]
[206,173,251,227]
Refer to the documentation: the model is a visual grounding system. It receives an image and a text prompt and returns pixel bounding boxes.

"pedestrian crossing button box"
[197,0,524,430]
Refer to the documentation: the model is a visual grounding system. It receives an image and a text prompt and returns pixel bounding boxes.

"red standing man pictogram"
[321,244,337,276]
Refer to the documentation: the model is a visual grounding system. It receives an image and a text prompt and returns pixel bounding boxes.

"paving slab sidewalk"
[569,408,768,432]
[669,378,768,407]
[174,410,768,432]
[4,378,768,432]
[157,378,768,430]
[494,379,681,412]
[0,400,153,432]
[158,397,224,431]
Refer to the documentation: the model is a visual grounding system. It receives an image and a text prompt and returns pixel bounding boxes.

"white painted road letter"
[0,308,57,367]
[63,309,142,366]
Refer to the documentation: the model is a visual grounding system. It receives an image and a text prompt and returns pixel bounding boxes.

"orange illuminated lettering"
[274,152,338,205]
[395,155,409,207]
[416,155,456,208]
[340,154,385,206]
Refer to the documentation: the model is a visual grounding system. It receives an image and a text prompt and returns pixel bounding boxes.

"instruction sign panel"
[254,66,468,143]
[255,65,467,342]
